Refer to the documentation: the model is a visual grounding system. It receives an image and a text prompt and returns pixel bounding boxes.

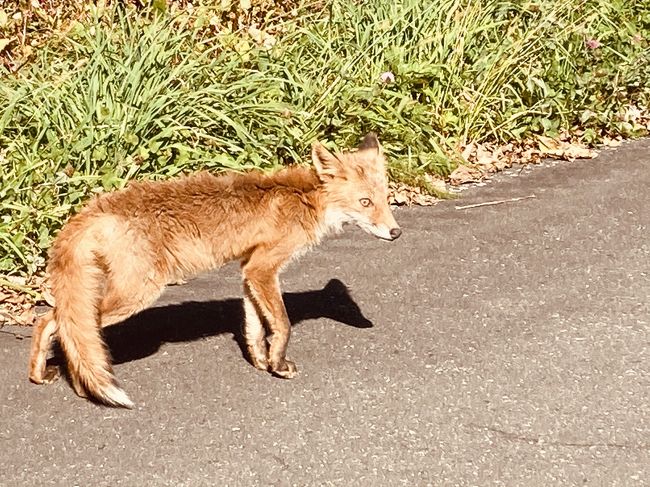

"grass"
[0,0,649,277]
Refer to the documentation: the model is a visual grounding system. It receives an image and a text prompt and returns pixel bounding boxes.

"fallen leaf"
[425,175,448,193]
[391,193,409,205]
[6,294,26,305]
[492,160,509,171]
[388,182,439,206]
[16,307,36,326]
[42,287,55,307]
[519,147,542,164]
[537,135,561,152]
[449,164,484,185]
[602,137,622,147]
[461,142,475,162]
[537,135,597,161]
[475,143,497,165]
[4,275,27,286]
[492,143,513,158]
[0,38,11,53]
[621,105,643,123]
[564,144,597,160]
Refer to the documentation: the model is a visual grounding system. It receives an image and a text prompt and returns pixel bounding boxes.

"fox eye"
[359,198,373,207]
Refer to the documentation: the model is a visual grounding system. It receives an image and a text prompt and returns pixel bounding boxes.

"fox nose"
[389,228,402,240]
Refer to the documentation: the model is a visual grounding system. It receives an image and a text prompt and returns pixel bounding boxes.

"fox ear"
[312,142,342,179]
[358,132,381,153]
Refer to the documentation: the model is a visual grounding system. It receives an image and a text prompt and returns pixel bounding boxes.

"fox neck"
[322,207,351,234]
[311,188,353,241]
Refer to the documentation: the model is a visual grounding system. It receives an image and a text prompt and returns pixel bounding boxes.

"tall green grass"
[1,0,648,275]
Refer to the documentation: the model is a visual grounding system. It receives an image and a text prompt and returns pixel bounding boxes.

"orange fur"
[28,133,401,408]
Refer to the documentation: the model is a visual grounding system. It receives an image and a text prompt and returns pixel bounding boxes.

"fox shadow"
[90,278,373,366]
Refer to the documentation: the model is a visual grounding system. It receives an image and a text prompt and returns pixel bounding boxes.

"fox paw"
[250,355,269,371]
[247,345,269,371]
[30,365,60,385]
[43,365,61,383]
[270,359,297,379]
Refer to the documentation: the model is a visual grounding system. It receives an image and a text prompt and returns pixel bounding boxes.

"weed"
[0,0,648,276]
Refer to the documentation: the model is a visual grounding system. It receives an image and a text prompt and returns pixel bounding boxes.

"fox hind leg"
[28,311,61,384]
[98,249,165,328]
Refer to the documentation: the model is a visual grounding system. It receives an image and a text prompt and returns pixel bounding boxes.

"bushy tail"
[50,221,134,409]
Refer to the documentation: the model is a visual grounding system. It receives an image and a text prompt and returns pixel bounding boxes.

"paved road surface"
[1,139,649,486]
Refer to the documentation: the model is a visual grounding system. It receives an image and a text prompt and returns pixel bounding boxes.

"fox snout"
[361,204,401,242]
[364,220,401,241]
[374,225,401,241]
[375,209,401,241]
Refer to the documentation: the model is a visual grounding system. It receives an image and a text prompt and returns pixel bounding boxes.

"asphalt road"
[1,140,649,486]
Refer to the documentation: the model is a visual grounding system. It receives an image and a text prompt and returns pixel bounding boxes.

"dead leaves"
[389,132,604,203]
[389,181,439,206]
[449,163,485,185]
[0,291,37,326]
[536,135,597,160]
[0,274,48,326]
[452,141,521,186]
[451,135,599,187]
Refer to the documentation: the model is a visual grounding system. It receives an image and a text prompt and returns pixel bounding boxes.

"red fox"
[28,133,401,408]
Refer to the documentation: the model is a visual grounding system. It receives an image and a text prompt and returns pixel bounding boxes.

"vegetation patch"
[0,0,649,298]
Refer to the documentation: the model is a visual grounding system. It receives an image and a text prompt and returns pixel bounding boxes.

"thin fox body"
[29,133,401,408]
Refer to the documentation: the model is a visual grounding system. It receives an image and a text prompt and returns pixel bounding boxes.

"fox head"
[312,133,401,241]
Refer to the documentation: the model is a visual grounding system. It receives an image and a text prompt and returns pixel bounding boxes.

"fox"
[28,132,401,408]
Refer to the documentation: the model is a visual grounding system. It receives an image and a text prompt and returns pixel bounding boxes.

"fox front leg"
[242,265,297,379]
[242,281,269,371]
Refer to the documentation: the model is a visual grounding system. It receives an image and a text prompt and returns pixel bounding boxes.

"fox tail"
[50,223,134,409]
